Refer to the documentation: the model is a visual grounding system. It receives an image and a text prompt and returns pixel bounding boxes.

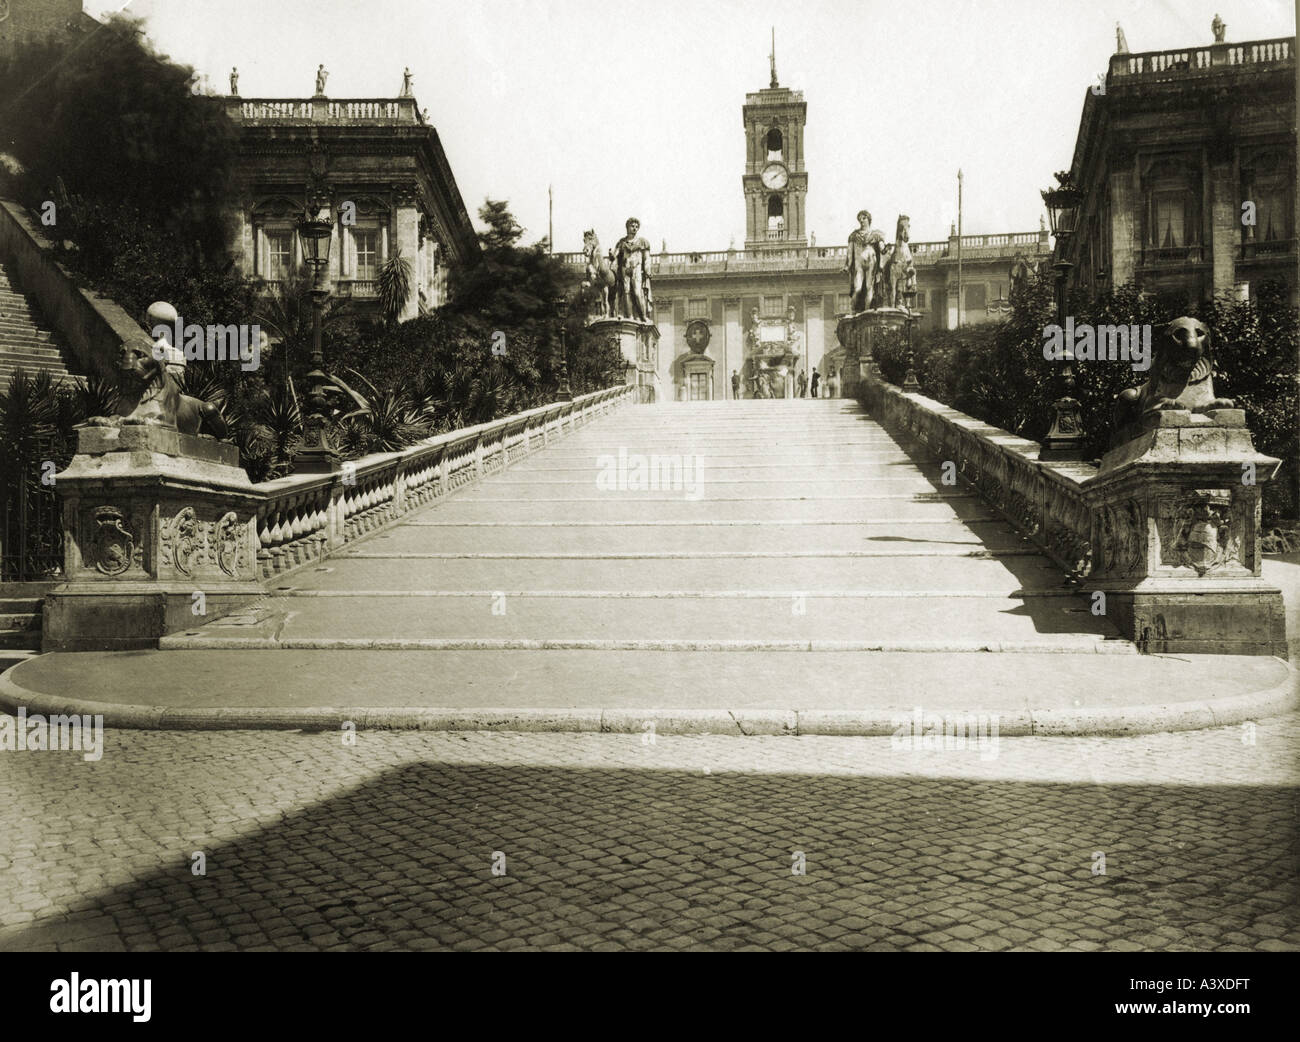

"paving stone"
[0,717,1295,953]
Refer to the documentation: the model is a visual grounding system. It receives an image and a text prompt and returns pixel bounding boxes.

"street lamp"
[901,286,919,391]
[554,296,573,402]
[293,208,338,472]
[1039,174,1085,462]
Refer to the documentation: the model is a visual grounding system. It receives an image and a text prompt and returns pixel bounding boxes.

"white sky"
[87,0,1296,252]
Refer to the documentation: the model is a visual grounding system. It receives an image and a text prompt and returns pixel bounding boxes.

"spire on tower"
[769,27,778,88]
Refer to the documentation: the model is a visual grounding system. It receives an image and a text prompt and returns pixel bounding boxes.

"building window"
[915,290,926,309]
[836,293,851,313]
[686,298,709,319]
[1153,192,1186,247]
[1242,152,1293,247]
[1143,158,1200,258]
[762,295,784,317]
[354,229,379,280]
[964,284,986,311]
[266,231,292,280]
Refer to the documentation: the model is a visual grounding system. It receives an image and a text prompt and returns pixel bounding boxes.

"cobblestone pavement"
[0,713,1296,952]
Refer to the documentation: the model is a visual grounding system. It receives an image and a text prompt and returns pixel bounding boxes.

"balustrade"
[253,385,631,580]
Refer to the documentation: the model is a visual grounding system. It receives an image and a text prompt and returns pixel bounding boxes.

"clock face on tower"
[760,162,788,190]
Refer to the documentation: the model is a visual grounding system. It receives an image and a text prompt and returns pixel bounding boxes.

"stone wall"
[856,358,1287,657]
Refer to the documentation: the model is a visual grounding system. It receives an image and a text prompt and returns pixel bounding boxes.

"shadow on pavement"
[3,763,1295,951]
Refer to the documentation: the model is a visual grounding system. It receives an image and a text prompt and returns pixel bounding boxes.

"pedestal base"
[1092,581,1288,657]
[589,317,659,403]
[45,424,263,651]
[44,582,265,652]
[834,307,911,397]
[1087,412,1286,657]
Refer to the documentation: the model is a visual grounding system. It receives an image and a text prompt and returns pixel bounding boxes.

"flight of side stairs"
[162,400,1136,695]
[0,584,45,671]
[0,260,80,385]
[0,260,83,668]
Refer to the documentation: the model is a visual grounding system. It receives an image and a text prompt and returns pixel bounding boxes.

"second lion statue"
[85,341,229,438]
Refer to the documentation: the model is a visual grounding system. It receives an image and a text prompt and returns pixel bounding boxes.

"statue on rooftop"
[1212,14,1225,43]
[401,68,413,97]
[229,67,239,96]
[315,64,328,96]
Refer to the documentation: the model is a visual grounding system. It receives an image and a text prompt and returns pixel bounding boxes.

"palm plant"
[329,368,429,455]
[377,244,413,328]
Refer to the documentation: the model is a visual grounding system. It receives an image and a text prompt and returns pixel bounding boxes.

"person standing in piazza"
[731,370,741,399]
[810,367,821,398]
[613,218,652,322]
[797,369,808,398]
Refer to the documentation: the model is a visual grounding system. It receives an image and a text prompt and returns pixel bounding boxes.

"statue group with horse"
[846,210,916,312]
[581,218,654,323]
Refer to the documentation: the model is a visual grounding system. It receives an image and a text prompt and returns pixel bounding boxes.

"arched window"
[767,195,784,236]
[766,127,783,161]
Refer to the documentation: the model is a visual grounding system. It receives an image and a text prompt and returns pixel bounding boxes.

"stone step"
[0,629,42,650]
[176,592,1124,651]
[0,650,40,673]
[412,495,989,523]
[0,597,44,612]
[0,612,41,631]
[286,553,1072,593]
[380,518,1020,554]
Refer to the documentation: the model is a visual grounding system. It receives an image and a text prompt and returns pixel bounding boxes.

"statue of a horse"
[880,215,916,308]
[582,230,616,319]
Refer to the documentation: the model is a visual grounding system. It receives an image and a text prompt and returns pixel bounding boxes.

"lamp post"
[554,296,573,402]
[293,208,338,472]
[901,286,919,391]
[1039,176,1084,462]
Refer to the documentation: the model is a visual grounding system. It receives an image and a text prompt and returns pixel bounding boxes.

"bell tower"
[742,30,808,250]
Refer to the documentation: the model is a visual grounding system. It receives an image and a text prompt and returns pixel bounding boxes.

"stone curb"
[0,659,1294,736]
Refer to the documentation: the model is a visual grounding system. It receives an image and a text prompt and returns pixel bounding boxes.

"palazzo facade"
[560,69,1050,401]
[1063,22,1296,305]
[225,90,479,321]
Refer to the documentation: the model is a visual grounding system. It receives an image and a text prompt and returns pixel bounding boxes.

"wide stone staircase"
[0,260,79,385]
[155,400,1187,708]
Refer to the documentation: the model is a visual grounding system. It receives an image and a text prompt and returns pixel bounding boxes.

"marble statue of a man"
[846,210,885,312]
[613,218,652,322]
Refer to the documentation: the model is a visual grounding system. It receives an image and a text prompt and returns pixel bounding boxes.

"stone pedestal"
[590,317,659,403]
[834,307,910,397]
[44,426,264,651]
[1087,409,1287,656]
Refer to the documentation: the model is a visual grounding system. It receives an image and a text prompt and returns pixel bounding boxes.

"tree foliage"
[872,276,1299,522]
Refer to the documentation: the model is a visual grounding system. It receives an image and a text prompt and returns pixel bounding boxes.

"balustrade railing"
[253,385,632,580]
[230,97,420,124]
[557,233,1046,279]
[1113,36,1292,79]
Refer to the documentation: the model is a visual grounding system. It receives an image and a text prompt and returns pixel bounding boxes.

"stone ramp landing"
[163,400,1130,657]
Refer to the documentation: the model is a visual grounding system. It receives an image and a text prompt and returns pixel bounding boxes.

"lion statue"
[85,340,228,438]
[1113,316,1234,435]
